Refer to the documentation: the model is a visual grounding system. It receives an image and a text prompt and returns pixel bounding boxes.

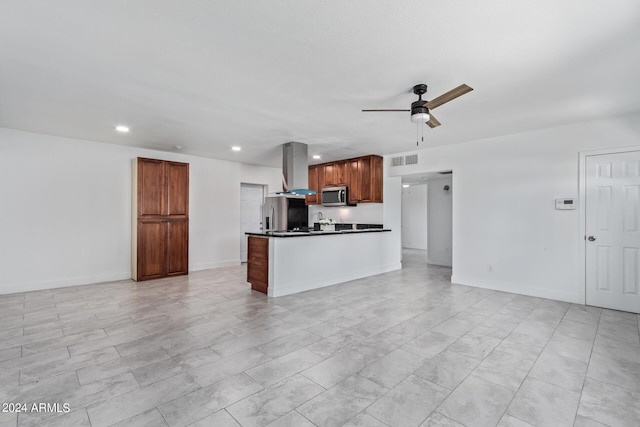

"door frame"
[578,145,640,306]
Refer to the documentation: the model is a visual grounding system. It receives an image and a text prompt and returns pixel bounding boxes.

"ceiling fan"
[362,83,473,131]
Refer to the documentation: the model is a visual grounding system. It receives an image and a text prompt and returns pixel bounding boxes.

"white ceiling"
[1,1,639,167]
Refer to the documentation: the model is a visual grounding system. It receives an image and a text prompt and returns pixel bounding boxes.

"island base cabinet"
[247,236,269,294]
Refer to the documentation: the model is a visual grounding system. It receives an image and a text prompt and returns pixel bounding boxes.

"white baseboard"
[451,275,581,304]
[190,259,240,271]
[0,259,243,296]
[0,272,132,296]
[427,258,452,267]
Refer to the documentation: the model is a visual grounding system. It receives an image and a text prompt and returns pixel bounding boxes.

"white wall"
[0,127,281,295]
[388,111,640,304]
[401,184,428,250]
[382,160,403,271]
[427,177,452,266]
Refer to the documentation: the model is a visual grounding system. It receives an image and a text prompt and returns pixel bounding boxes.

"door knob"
[587,236,596,241]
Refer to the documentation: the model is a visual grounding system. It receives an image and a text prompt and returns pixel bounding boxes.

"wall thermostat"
[555,198,576,210]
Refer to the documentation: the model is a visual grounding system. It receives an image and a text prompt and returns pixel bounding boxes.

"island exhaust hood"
[280,142,316,195]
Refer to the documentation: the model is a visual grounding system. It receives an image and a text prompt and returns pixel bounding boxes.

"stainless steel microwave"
[321,186,348,206]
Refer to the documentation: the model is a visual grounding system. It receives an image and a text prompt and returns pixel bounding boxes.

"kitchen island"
[246,229,397,297]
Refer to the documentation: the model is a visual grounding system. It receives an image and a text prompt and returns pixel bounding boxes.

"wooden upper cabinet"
[306,165,319,205]
[371,155,383,203]
[317,164,326,191]
[347,159,361,205]
[138,158,165,217]
[321,161,348,187]
[322,163,336,186]
[310,154,383,204]
[166,161,189,216]
[334,161,347,185]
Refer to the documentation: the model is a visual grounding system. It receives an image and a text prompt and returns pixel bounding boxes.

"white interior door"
[586,150,640,313]
[240,184,265,262]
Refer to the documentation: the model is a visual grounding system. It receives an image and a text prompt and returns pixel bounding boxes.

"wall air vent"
[391,156,404,167]
[404,154,419,165]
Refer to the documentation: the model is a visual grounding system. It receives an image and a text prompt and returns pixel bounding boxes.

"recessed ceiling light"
[115,125,130,133]
[312,155,321,160]
[173,145,183,151]
[231,146,241,151]
[403,184,410,188]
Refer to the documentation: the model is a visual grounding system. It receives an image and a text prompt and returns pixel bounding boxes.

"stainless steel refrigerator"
[263,196,308,232]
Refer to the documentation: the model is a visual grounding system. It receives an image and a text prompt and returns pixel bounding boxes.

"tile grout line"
[455,298,569,426]
[493,303,591,426]
[428,298,545,422]
[571,307,602,426]
[308,293,525,425]
[222,407,243,427]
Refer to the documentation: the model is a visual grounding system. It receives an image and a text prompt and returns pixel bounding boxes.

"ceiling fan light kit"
[410,111,430,123]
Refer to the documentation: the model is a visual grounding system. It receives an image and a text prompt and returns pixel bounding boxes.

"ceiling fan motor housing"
[411,100,429,118]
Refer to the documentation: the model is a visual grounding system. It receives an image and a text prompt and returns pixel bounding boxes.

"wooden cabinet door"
[371,155,383,202]
[306,165,319,205]
[334,161,347,185]
[347,159,361,204]
[166,219,189,276]
[137,219,167,280]
[247,236,269,294]
[138,158,165,217]
[166,161,189,216]
[322,163,336,186]
[359,156,372,202]
[317,164,326,190]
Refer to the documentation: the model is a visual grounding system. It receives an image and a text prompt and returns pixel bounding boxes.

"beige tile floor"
[0,249,639,427]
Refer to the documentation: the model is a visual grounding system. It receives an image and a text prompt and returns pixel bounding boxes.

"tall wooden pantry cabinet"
[132,157,189,281]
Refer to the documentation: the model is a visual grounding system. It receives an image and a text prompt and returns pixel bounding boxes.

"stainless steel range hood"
[281,142,315,195]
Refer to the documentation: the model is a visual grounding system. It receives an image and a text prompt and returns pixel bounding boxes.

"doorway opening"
[240,183,266,263]
[400,171,453,268]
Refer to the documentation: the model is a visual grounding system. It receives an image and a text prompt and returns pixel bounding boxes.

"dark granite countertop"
[245,229,391,238]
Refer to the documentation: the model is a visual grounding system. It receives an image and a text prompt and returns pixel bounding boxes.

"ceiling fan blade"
[426,114,441,128]
[362,109,410,112]
[423,84,473,109]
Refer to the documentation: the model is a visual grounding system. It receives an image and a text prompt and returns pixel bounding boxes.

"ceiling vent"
[405,154,419,165]
[391,156,404,167]
[390,154,419,167]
